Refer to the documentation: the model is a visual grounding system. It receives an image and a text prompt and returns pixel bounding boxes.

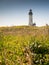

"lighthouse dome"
[29,9,33,15]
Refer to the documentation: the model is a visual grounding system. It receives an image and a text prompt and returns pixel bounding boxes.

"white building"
[29,9,36,26]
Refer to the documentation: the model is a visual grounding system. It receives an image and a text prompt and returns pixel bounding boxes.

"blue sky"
[0,0,49,26]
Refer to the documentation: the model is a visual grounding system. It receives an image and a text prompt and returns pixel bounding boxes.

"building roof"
[29,9,33,15]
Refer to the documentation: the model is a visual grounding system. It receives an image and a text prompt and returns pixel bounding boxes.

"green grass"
[0,26,49,65]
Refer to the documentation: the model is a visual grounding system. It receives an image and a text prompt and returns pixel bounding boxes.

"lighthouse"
[29,9,33,26]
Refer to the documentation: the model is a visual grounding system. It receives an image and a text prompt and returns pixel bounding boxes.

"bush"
[30,41,49,65]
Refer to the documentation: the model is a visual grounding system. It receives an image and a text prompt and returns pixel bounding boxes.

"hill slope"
[0,26,49,36]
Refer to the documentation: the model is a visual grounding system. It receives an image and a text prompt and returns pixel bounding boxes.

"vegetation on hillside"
[0,26,49,65]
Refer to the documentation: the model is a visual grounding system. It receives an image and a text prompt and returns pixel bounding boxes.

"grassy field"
[0,26,49,65]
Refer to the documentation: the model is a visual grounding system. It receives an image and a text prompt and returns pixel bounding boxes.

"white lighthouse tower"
[29,9,33,26]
